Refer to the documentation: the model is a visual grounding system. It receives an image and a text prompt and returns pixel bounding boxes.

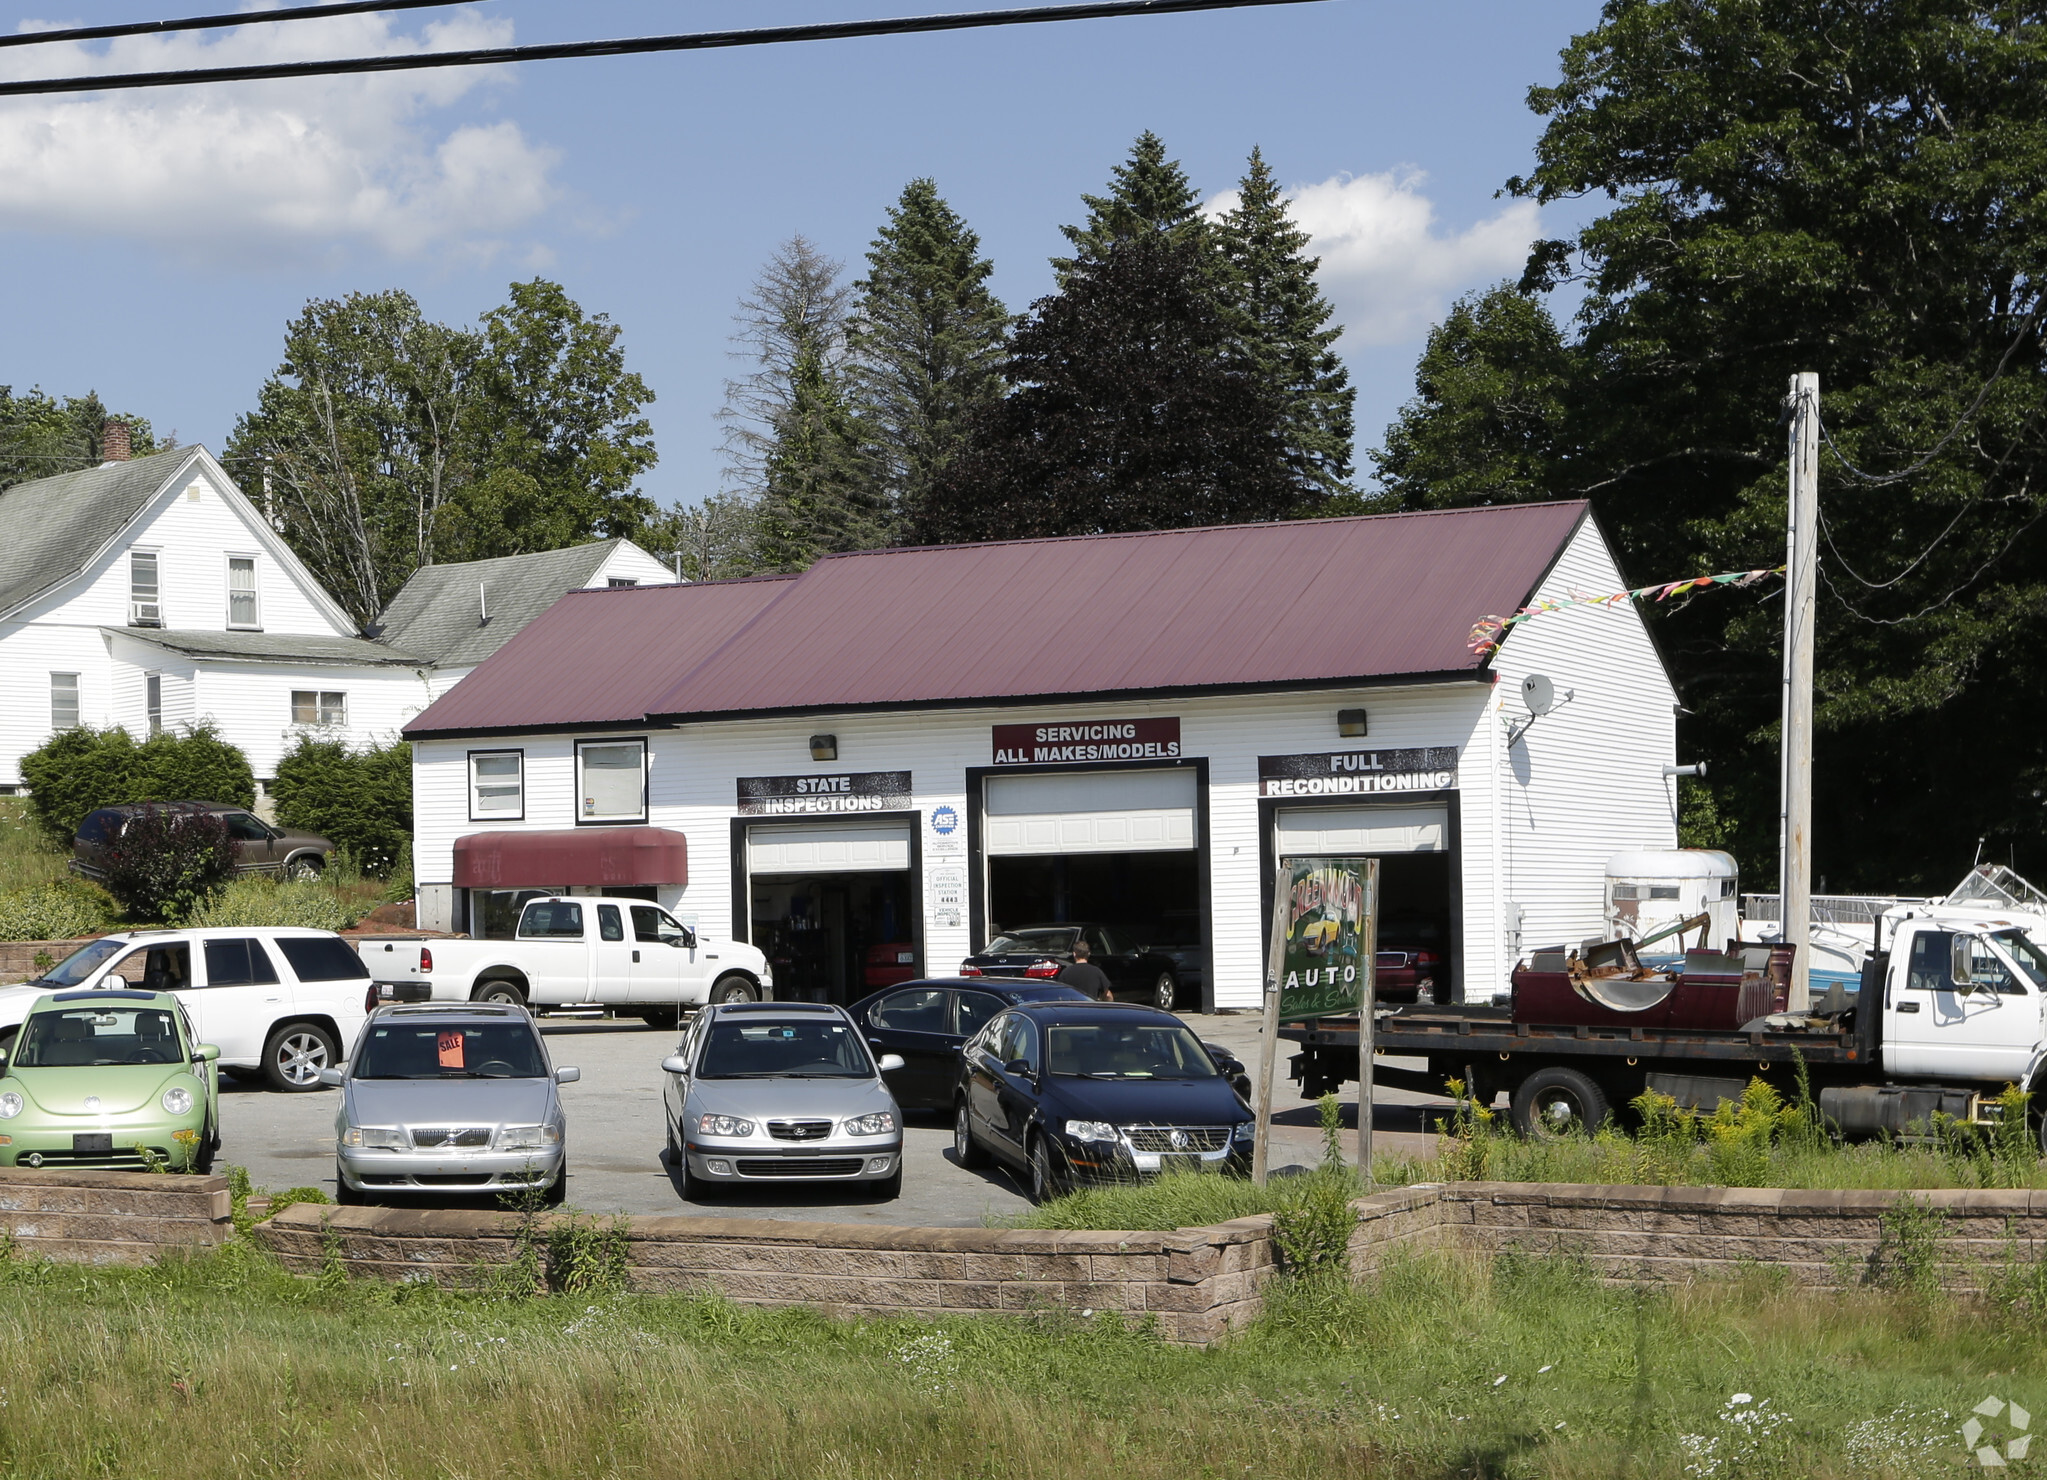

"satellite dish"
[1521,674,1556,715]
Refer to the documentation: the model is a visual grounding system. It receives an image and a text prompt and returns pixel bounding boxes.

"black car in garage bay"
[958,923,1189,1010]
[847,978,1088,1111]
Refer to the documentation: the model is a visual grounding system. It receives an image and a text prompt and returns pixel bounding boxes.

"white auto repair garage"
[402,501,1682,1011]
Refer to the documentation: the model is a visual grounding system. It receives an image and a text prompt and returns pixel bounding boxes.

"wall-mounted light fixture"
[1662,762,1707,779]
[1337,708,1368,738]
[809,734,837,762]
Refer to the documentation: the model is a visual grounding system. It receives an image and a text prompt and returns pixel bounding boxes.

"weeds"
[1872,1195,1951,1294]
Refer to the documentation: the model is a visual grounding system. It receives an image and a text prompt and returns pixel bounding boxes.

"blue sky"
[0,0,1603,513]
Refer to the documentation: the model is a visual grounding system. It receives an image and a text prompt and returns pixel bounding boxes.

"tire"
[286,856,323,882]
[1028,1135,1063,1205]
[677,1152,704,1202]
[636,1008,679,1031]
[953,1100,990,1168]
[870,1165,903,1201]
[334,1163,365,1206]
[262,1022,338,1092]
[192,1120,217,1174]
[543,1163,568,1208]
[473,979,528,1009]
[1149,972,1177,1012]
[711,976,756,1006]
[1509,1067,1611,1140]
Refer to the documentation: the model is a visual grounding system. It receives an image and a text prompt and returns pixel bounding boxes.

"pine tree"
[907,231,1308,543]
[1052,130,1210,281]
[847,179,1009,536]
[751,345,885,571]
[1217,148,1356,497]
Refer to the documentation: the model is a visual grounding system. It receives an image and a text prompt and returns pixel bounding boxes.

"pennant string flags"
[1467,567,1783,657]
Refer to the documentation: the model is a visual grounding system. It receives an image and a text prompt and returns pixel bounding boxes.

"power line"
[0,0,1333,97]
[0,1,487,52]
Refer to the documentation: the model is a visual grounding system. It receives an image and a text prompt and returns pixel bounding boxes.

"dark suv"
[73,802,334,882]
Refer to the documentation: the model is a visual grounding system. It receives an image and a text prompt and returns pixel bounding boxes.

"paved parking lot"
[219,1011,1451,1226]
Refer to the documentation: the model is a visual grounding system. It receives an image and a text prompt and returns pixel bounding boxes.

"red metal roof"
[452,826,688,889]
[404,575,794,737]
[649,503,1591,720]
[407,503,1591,737]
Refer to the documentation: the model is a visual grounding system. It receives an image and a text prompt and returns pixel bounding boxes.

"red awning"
[453,827,688,889]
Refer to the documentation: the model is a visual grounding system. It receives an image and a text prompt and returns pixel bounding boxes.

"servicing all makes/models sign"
[991,717,1180,765]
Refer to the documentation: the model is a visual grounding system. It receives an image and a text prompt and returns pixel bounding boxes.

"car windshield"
[1993,930,2047,991]
[1045,1023,1219,1080]
[697,1019,873,1079]
[28,938,129,988]
[986,928,1078,955]
[352,1022,549,1079]
[15,1005,185,1067]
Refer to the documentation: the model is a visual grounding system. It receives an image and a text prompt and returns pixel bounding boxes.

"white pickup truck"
[356,896,772,1024]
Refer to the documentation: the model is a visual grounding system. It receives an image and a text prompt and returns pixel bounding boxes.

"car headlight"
[1232,1121,1255,1141]
[0,1092,20,1120]
[340,1126,407,1149]
[1064,1119,1118,1142]
[161,1087,193,1115]
[696,1114,755,1137]
[844,1111,896,1137]
[496,1124,561,1152]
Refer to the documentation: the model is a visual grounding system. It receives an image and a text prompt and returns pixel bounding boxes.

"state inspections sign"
[1274,857,1377,1020]
[736,771,911,816]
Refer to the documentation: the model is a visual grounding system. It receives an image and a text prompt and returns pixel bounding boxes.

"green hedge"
[19,724,256,843]
[0,882,114,942]
[272,736,411,875]
[187,876,358,932]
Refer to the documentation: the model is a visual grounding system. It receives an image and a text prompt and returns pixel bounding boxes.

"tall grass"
[0,799,70,895]
[0,1233,2035,1478]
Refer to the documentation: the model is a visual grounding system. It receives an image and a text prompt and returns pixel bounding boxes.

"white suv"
[2,929,373,1091]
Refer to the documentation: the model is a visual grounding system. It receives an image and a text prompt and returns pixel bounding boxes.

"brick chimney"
[101,420,132,463]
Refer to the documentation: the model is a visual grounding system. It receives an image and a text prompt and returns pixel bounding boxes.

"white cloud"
[1209,169,1541,348]
[0,6,559,263]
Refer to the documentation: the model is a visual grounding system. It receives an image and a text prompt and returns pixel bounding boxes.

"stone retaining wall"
[254,1204,1278,1345]
[0,1168,232,1262]
[0,938,94,983]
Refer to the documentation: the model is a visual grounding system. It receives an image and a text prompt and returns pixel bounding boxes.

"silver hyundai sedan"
[325,1003,579,1205]
[662,1001,905,1199]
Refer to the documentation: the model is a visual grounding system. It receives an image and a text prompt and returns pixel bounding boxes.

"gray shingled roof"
[0,448,204,617]
[369,539,640,669]
[111,628,426,666]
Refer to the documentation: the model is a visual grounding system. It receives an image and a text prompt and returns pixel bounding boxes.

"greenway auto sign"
[992,717,1181,765]
[1276,856,1376,1020]
[1258,746,1457,797]
[737,771,912,815]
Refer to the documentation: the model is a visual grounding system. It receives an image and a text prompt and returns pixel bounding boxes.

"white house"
[398,503,1687,1009]
[0,440,676,798]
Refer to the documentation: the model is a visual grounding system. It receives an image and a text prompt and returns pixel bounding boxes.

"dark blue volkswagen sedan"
[847,978,1089,1111]
[951,1001,1253,1202]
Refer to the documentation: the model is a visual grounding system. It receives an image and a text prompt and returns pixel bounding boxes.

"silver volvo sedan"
[662,1001,905,1199]
[325,1003,579,1205]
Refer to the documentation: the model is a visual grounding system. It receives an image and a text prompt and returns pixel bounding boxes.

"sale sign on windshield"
[1274,857,1378,1020]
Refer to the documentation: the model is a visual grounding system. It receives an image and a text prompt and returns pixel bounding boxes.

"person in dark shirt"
[1058,939,1113,1000]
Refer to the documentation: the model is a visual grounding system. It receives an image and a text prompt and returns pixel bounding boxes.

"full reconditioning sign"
[1258,747,1457,797]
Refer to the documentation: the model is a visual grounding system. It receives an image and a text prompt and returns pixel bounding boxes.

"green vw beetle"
[0,991,220,1171]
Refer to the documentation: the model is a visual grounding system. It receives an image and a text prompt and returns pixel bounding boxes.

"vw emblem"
[1169,1129,1189,1150]
[84,1096,100,1111]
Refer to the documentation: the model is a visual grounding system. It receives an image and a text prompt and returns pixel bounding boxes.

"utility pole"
[1782,372,1818,1012]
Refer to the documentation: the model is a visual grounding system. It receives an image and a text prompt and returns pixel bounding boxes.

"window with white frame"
[227,556,260,629]
[469,751,524,820]
[49,673,79,730]
[145,674,162,735]
[129,551,161,627]
[607,578,638,588]
[576,740,646,822]
[291,691,346,727]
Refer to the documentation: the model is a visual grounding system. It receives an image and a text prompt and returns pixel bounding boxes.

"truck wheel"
[286,856,323,882]
[473,979,527,1009]
[262,1022,338,1092]
[711,976,755,1005]
[1510,1067,1610,1140]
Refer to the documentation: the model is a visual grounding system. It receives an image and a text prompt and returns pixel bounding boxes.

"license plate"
[73,1133,112,1154]
[1159,1153,1202,1173]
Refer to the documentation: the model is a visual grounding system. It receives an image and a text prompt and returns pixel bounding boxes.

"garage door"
[1276,804,1447,856]
[985,769,1197,856]
[748,820,911,873]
